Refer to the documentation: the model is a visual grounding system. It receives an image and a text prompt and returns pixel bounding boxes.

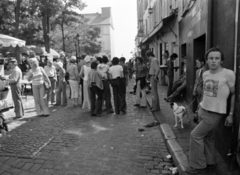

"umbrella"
[0,46,32,56]
[0,34,25,47]
[27,45,44,55]
[41,47,60,58]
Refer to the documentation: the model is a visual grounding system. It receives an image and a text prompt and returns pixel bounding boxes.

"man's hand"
[224,115,233,127]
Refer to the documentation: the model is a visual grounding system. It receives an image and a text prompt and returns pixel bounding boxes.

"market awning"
[0,34,26,47]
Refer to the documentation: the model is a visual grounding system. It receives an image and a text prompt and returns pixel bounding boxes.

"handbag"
[40,68,51,90]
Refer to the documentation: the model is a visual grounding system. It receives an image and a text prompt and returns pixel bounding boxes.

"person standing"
[44,57,57,105]
[119,57,128,113]
[134,57,148,108]
[88,61,104,116]
[27,58,50,117]
[67,56,79,107]
[79,56,91,110]
[186,47,235,174]
[55,62,67,106]
[77,55,86,104]
[193,57,206,104]
[8,58,24,119]
[109,57,125,115]
[97,56,113,114]
[146,51,160,112]
[166,53,178,96]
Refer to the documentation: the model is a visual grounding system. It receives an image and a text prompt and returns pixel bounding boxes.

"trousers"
[56,81,67,106]
[10,84,24,117]
[150,76,160,110]
[189,107,223,169]
[90,86,103,115]
[102,80,113,112]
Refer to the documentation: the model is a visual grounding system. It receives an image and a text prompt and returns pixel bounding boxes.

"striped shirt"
[28,67,44,85]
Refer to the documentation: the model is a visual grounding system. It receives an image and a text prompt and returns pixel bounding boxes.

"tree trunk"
[61,19,66,52]
[14,0,22,63]
[42,0,50,53]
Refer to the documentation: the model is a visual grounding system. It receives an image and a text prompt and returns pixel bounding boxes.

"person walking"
[27,58,50,117]
[146,51,160,112]
[186,47,235,174]
[44,57,57,105]
[88,61,104,116]
[166,53,178,96]
[8,58,24,119]
[134,57,148,108]
[55,62,67,106]
[97,56,113,114]
[67,56,79,107]
[79,56,91,110]
[109,57,125,115]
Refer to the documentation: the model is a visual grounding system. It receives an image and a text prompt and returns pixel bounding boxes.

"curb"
[147,99,189,175]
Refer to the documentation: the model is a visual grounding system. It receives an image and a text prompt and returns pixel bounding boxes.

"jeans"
[10,84,24,117]
[90,86,103,115]
[111,78,125,114]
[56,81,67,106]
[46,77,56,104]
[150,76,160,110]
[102,80,113,112]
[32,84,50,115]
[167,74,174,97]
[189,107,223,169]
[82,80,91,110]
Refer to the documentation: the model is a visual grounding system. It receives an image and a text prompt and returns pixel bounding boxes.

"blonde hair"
[29,58,39,67]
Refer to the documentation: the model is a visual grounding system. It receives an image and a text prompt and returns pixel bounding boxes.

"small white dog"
[170,102,190,129]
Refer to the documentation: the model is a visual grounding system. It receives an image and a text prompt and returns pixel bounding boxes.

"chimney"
[101,7,111,17]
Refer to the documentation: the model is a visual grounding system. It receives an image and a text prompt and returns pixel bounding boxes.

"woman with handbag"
[27,58,51,117]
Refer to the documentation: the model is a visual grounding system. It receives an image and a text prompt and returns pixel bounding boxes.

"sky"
[81,0,137,60]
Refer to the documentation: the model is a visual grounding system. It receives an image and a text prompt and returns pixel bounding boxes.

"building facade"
[136,0,240,167]
[83,7,114,59]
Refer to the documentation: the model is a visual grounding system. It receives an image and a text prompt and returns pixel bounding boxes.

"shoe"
[54,104,60,106]
[140,106,147,108]
[91,114,97,117]
[13,116,22,119]
[120,111,126,115]
[134,104,140,107]
[107,110,114,114]
[44,114,49,117]
[207,164,217,169]
[61,104,67,106]
[185,166,208,174]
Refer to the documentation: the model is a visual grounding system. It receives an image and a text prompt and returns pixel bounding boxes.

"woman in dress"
[27,58,50,117]
[79,55,91,110]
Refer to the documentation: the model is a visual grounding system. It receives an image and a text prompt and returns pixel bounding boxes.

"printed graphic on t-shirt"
[203,79,219,97]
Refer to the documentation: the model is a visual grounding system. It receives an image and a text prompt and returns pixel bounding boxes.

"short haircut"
[136,57,143,64]
[96,57,102,63]
[205,46,225,61]
[91,61,98,69]
[146,50,155,57]
[112,57,119,65]
[70,59,76,64]
[170,53,178,58]
[120,57,126,63]
[102,55,109,63]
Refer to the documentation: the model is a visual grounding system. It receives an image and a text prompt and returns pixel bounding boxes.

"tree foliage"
[0,0,102,56]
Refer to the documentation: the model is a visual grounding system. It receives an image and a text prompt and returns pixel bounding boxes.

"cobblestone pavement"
[0,80,175,175]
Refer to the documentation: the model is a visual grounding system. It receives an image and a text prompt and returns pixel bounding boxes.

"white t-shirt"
[97,63,109,79]
[109,65,123,79]
[200,68,235,114]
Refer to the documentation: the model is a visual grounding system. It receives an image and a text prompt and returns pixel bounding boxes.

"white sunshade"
[41,47,60,58]
[0,34,26,47]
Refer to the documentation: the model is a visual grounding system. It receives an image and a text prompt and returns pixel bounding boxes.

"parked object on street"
[170,102,190,129]
[0,113,8,134]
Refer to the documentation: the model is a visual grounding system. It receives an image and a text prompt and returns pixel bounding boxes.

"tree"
[52,0,86,52]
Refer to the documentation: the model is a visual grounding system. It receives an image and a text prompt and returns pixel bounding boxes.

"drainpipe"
[206,0,213,50]
[234,0,239,73]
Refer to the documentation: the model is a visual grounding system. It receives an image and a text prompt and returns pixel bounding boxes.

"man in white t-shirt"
[186,47,235,174]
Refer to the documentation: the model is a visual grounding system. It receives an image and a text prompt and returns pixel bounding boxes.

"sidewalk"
[146,84,240,175]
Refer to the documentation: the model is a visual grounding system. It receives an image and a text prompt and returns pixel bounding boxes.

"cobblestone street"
[0,81,174,175]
